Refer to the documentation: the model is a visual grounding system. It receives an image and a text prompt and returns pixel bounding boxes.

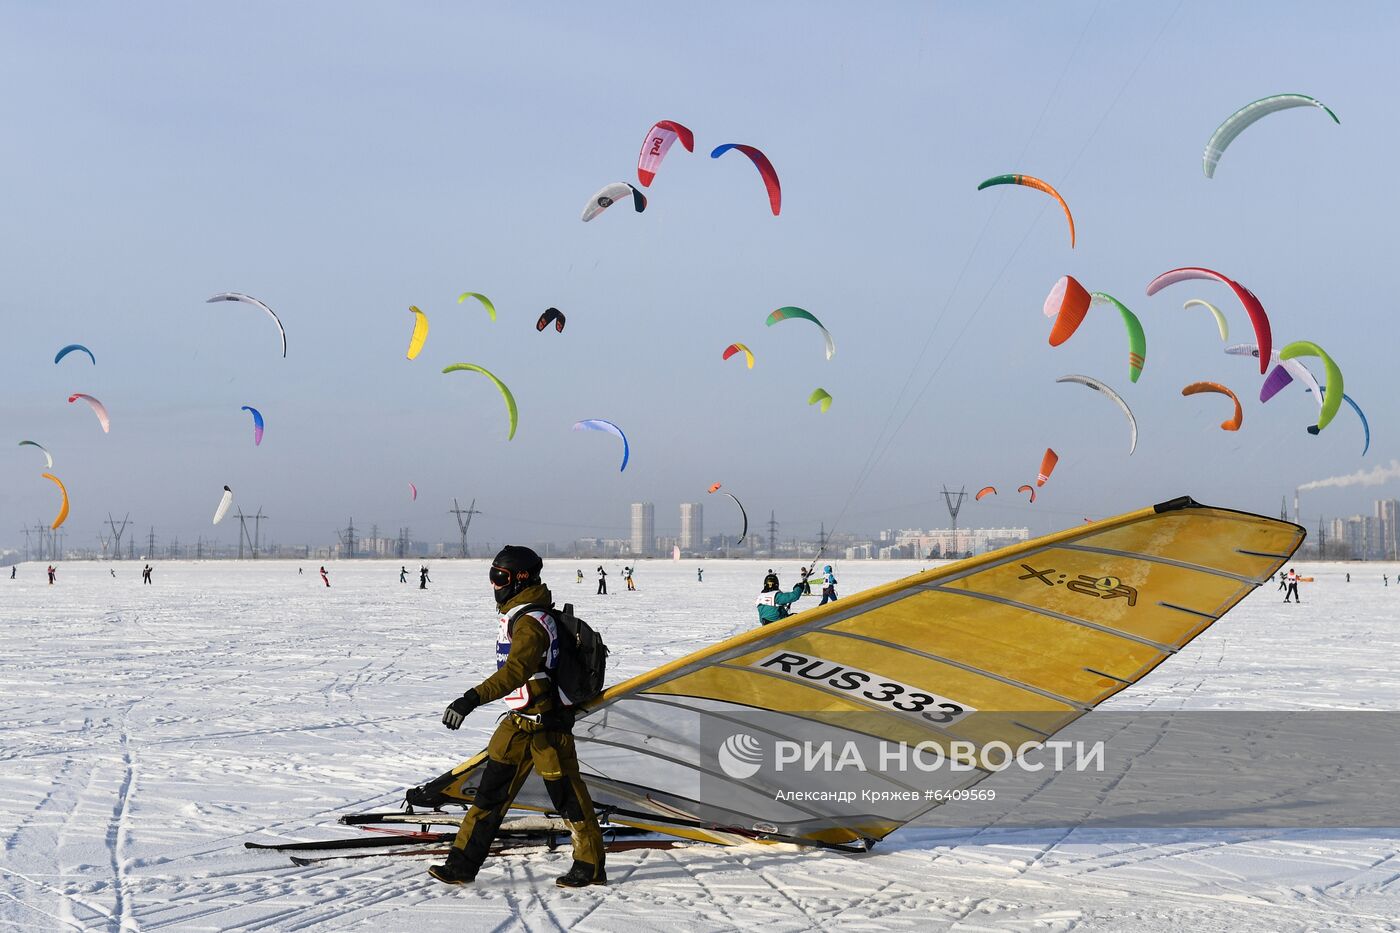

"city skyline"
[14,496,1398,564]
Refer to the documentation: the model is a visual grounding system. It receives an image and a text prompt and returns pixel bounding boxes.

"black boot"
[556,859,607,888]
[428,848,478,885]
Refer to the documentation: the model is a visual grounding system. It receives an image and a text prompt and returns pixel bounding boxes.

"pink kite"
[1146,268,1272,373]
[637,120,694,187]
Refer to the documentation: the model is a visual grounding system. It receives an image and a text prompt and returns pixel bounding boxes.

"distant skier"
[1283,568,1300,603]
[818,565,839,605]
[624,566,636,591]
[420,565,431,589]
[697,567,703,582]
[756,571,804,625]
[596,566,607,595]
[320,566,330,588]
[47,565,56,585]
[400,566,408,583]
[431,545,606,888]
[799,566,813,595]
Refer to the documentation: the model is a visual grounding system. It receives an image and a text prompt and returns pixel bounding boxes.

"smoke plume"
[1298,460,1400,491]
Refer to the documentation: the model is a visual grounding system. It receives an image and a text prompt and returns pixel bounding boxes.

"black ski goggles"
[489,565,513,587]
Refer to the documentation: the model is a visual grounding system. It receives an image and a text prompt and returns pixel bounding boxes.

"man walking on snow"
[431,545,606,888]
[818,565,839,605]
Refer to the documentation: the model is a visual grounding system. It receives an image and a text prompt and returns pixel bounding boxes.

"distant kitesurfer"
[819,565,839,605]
[576,569,584,583]
[799,566,813,595]
[400,566,408,583]
[47,565,56,585]
[624,566,635,591]
[1283,568,1300,603]
[142,564,152,584]
[697,567,703,582]
[596,566,607,595]
[320,566,330,587]
[756,571,804,625]
[420,566,431,589]
[431,545,607,888]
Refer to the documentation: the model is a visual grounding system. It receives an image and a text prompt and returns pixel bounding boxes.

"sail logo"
[752,652,975,725]
[1016,563,1138,606]
[717,733,764,779]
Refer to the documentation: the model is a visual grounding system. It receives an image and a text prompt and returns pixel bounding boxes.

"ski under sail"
[407,497,1303,849]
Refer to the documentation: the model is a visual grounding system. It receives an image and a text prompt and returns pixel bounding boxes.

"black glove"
[441,689,480,730]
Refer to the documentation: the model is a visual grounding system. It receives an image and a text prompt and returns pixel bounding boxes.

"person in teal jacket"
[756,571,804,625]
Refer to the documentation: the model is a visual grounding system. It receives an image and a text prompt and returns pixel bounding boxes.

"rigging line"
[816,3,1105,562]
[842,0,1105,510]
[825,0,1183,548]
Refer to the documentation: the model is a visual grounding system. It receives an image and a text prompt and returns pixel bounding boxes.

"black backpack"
[517,602,607,707]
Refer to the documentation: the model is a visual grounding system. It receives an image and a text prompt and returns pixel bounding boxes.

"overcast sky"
[2,1,1395,551]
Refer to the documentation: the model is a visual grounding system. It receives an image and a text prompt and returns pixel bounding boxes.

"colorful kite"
[67,393,110,433]
[711,144,781,215]
[766,307,834,359]
[1146,268,1272,372]
[536,308,565,333]
[1037,448,1059,487]
[54,344,95,366]
[457,293,497,321]
[1055,375,1137,455]
[241,406,265,446]
[42,473,69,529]
[406,306,429,360]
[1204,94,1339,178]
[637,120,694,187]
[442,363,519,440]
[977,174,1075,247]
[207,293,286,358]
[722,343,755,369]
[582,182,647,222]
[573,419,629,471]
[1181,382,1243,431]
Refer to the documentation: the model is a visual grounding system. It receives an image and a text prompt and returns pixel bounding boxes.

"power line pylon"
[106,513,131,560]
[450,498,480,558]
[767,511,778,558]
[252,509,266,559]
[941,485,967,530]
[338,518,357,559]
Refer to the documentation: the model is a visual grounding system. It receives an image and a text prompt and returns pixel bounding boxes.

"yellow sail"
[408,497,1303,848]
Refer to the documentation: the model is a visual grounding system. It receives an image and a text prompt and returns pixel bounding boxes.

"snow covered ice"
[2,558,1398,930]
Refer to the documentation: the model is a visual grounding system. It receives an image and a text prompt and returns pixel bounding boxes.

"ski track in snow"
[2,558,1398,931]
